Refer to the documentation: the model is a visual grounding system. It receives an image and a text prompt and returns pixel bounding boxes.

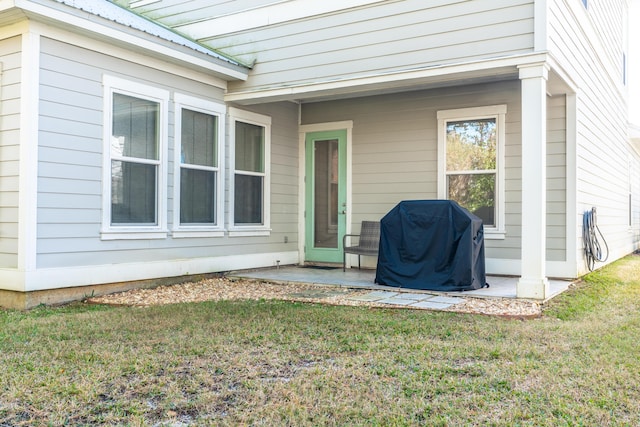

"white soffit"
[175,0,386,39]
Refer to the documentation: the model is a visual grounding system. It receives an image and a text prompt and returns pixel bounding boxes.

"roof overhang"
[225,52,575,105]
[0,0,249,82]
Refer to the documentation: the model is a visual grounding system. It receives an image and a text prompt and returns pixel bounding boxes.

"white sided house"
[0,0,636,308]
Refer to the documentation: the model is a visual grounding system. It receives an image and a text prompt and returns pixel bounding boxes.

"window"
[229,107,271,236]
[582,0,588,9]
[102,76,168,239]
[437,105,506,238]
[173,94,225,237]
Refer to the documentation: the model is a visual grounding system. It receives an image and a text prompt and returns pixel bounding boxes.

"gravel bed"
[86,276,542,318]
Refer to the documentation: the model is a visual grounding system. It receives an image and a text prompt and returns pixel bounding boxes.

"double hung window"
[102,79,273,240]
[102,76,168,239]
[229,107,271,235]
[438,105,506,238]
[173,94,225,237]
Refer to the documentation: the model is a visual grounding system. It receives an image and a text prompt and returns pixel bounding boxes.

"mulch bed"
[85,276,543,318]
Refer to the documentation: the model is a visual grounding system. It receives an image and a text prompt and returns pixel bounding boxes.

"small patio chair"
[343,220,381,271]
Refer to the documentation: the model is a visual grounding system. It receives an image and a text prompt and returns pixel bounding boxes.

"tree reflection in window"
[446,119,497,227]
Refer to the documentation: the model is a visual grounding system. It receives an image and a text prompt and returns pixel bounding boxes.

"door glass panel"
[314,139,339,248]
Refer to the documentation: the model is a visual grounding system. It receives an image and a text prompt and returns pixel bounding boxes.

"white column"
[517,63,550,299]
[18,31,41,292]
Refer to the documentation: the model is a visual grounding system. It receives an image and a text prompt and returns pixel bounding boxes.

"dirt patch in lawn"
[85,276,543,318]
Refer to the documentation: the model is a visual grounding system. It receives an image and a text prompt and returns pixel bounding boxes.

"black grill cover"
[375,200,486,291]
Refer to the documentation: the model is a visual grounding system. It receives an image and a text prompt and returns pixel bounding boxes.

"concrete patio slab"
[232,266,573,302]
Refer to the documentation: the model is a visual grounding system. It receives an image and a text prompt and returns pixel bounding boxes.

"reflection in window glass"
[446,118,497,226]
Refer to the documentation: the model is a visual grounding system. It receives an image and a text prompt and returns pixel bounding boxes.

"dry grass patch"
[2,257,640,425]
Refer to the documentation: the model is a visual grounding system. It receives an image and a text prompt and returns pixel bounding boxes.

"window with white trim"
[229,107,271,236]
[437,105,506,238]
[102,76,168,239]
[173,94,225,237]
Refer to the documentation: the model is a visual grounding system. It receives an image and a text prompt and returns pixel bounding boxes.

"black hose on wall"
[583,207,609,271]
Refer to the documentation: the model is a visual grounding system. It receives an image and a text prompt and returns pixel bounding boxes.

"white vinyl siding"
[36,36,298,273]
[546,94,567,262]
[549,0,634,271]
[173,93,225,238]
[301,81,524,262]
[165,0,535,94]
[0,36,22,268]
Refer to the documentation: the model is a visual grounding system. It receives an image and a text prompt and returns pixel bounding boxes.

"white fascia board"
[225,52,550,104]
[178,0,386,39]
[13,0,248,81]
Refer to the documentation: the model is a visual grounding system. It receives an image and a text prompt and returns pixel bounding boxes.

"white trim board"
[17,30,40,276]
[17,252,299,292]
[485,258,578,279]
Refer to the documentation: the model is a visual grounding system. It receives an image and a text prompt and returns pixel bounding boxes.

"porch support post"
[517,63,550,299]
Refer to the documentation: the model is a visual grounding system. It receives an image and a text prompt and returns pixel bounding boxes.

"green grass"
[2,257,640,426]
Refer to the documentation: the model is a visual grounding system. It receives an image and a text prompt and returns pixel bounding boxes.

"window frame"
[228,107,272,236]
[172,93,226,238]
[437,105,507,239]
[101,75,169,240]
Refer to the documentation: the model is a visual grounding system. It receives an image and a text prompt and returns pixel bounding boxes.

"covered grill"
[375,200,486,291]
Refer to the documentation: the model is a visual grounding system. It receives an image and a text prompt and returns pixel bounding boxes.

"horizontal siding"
[546,95,566,262]
[36,36,299,269]
[302,80,539,261]
[206,0,536,93]
[0,35,22,268]
[549,0,633,273]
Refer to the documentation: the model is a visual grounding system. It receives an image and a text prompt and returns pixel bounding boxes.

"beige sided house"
[0,0,636,308]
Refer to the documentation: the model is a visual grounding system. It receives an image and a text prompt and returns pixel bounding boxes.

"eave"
[0,0,249,82]
[225,52,573,105]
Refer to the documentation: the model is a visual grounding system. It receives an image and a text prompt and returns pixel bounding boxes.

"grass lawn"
[1,257,640,426]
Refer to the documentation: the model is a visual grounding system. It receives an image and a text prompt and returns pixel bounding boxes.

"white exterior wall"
[302,82,508,268]
[195,0,537,93]
[547,93,567,262]
[0,35,21,269]
[301,79,568,272]
[25,35,299,290]
[549,0,636,275]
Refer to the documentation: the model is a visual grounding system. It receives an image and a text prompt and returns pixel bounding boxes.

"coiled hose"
[583,207,609,271]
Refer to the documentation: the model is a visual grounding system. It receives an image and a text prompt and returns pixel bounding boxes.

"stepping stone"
[349,291,398,302]
[396,293,431,300]
[429,296,465,305]
[412,300,455,310]
[288,290,349,299]
[377,297,418,306]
